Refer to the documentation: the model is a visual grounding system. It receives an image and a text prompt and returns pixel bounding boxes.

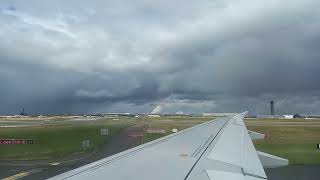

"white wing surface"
[48,112,284,180]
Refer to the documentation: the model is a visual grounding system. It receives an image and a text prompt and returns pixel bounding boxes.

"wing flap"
[207,112,267,179]
[206,170,265,180]
[248,131,265,140]
[258,151,289,168]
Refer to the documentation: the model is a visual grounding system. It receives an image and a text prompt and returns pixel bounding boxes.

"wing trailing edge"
[248,131,265,140]
[257,151,289,168]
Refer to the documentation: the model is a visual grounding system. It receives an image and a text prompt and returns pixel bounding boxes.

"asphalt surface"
[0,118,105,128]
[266,165,320,180]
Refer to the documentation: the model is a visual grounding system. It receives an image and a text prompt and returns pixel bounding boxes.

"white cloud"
[2,8,76,38]
[150,105,163,114]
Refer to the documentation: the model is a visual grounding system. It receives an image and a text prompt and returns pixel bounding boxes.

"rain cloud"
[1,0,320,115]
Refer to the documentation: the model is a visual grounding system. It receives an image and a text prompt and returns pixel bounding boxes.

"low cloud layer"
[1,0,320,115]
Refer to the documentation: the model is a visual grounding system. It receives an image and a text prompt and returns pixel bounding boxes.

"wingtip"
[239,111,248,118]
[232,111,248,120]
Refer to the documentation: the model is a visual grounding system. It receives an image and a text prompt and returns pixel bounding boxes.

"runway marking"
[2,171,31,180]
[1,168,44,180]
[50,162,60,166]
[0,150,97,166]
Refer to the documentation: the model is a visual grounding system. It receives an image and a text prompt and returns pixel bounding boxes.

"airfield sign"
[101,128,109,136]
[0,139,34,145]
[145,129,166,134]
[81,140,90,150]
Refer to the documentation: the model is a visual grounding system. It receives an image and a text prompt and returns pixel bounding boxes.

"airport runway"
[0,118,105,128]
[246,121,320,127]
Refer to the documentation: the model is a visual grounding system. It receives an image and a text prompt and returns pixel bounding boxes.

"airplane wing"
[48,112,288,180]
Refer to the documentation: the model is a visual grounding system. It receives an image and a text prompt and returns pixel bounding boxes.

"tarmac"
[266,165,320,180]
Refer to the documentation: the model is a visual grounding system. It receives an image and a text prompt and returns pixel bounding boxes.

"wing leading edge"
[48,112,286,180]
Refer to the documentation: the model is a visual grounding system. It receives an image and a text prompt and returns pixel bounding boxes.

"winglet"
[238,111,248,119]
[230,111,248,126]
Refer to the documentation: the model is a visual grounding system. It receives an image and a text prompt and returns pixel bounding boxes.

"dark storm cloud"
[1,0,320,114]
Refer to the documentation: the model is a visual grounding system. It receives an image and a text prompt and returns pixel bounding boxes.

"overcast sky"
[1,0,320,115]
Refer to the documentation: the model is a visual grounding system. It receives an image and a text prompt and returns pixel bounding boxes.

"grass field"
[0,123,128,160]
[248,125,320,165]
[1,116,320,165]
